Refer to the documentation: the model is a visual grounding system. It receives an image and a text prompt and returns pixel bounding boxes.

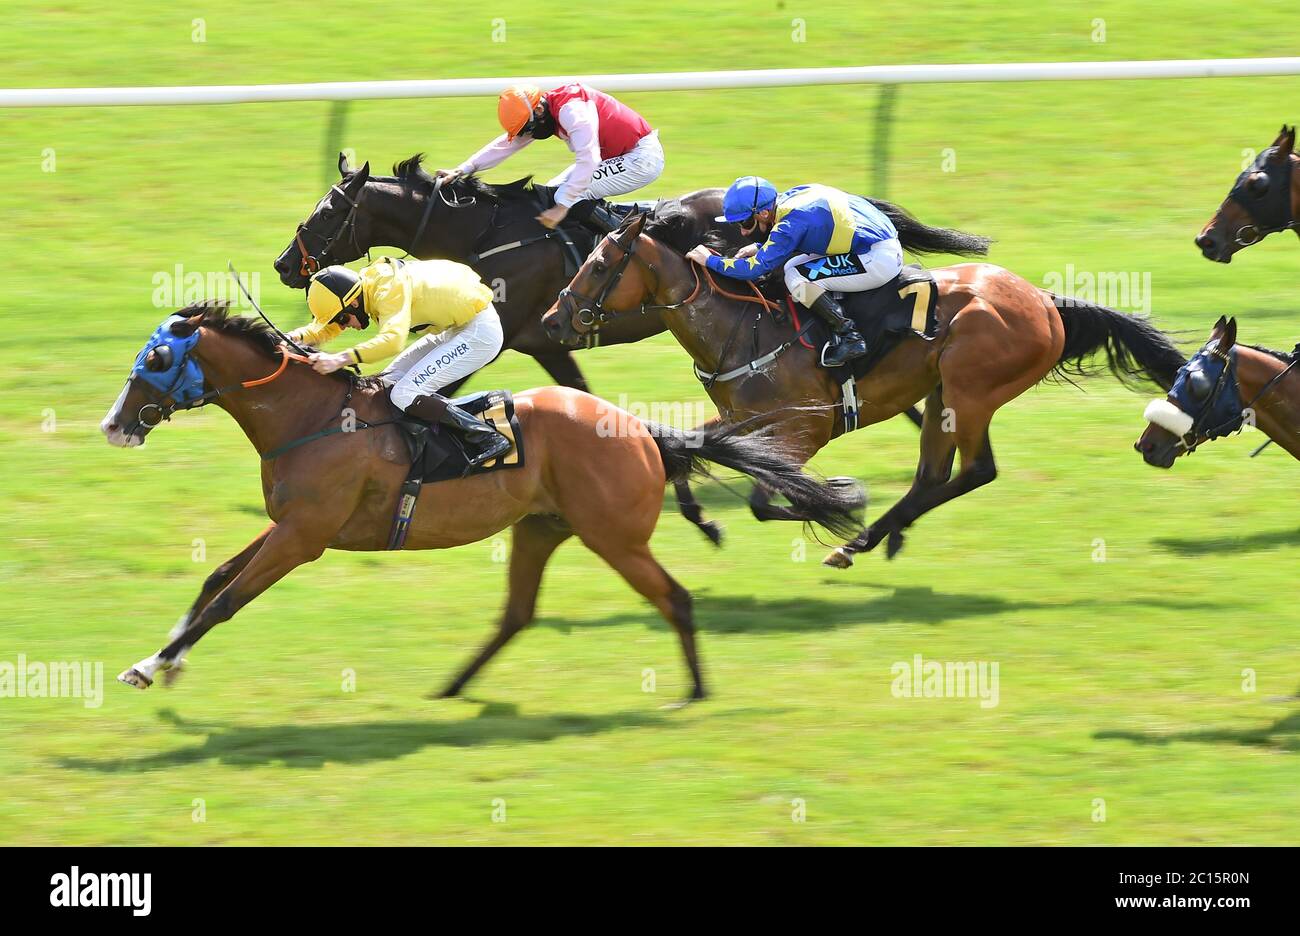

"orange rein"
[240,346,312,389]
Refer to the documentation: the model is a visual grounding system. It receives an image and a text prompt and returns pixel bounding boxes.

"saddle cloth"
[788,263,940,381]
[393,389,526,484]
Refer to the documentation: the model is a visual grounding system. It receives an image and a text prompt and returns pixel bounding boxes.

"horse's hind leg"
[595,543,704,704]
[826,387,955,567]
[437,514,573,698]
[837,403,995,563]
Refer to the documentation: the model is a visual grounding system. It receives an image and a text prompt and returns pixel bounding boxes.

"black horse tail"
[1051,295,1187,391]
[649,422,865,540]
[867,198,992,258]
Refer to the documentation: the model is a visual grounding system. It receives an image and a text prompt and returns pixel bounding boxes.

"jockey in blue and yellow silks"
[686,177,903,367]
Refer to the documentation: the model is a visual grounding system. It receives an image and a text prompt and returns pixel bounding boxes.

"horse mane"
[642,200,730,254]
[177,299,383,389]
[180,300,281,359]
[390,152,539,204]
[1244,342,1298,363]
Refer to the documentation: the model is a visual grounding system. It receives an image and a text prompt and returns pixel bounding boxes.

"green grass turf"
[1,0,1298,844]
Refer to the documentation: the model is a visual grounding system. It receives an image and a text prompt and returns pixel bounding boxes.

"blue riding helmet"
[132,314,206,404]
[715,176,779,223]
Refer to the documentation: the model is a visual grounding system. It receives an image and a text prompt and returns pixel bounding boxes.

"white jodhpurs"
[547,131,665,201]
[783,237,905,306]
[387,306,504,409]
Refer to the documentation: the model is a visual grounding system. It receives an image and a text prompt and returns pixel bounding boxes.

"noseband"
[294,183,370,278]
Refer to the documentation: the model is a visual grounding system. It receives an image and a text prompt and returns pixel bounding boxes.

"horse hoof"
[822,547,855,569]
[701,521,724,548]
[885,530,906,559]
[117,667,153,690]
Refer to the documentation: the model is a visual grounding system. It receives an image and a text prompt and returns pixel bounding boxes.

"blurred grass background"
[0,0,1298,844]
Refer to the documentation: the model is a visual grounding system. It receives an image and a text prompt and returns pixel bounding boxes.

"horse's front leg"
[118,520,328,690]
[155,524,275,687]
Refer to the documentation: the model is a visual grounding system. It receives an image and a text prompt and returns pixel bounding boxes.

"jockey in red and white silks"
[439,83,664,230]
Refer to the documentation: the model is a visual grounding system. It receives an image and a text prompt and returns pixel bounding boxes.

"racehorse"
[270,154,984,541]
[1136,315,1300,465]
[272,153,984,398]
[542,211,1187,567]
[272,153,728,393]
[100,301,864,703]
[1196,126,1298,263]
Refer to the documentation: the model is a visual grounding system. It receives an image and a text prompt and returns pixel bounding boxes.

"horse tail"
[1051,295,1187,391]
[649,421,865,540]
[867,198,992,258]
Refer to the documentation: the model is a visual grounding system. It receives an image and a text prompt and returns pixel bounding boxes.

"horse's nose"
[1194,232,1216,251]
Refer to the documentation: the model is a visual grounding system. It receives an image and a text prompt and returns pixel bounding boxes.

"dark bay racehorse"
[272,153,981,400]
[1136,315,1300,464]
[1196,126,1299,263]
[272,153,729,392]
[543,211,1186,566]
[100,301,864,703]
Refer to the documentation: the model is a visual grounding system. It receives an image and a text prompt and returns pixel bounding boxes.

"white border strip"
[4,58,1300,108]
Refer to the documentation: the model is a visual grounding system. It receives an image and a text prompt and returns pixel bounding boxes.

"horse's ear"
[169,316,201,338]
[338,151,352,177]
[1270,126,1296,161]
[355,160,371,184]
[1219,316,1239,352]
[1211,314,1227,333]
[626,210,648,237]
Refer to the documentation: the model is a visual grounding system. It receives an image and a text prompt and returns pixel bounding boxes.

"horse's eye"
[1188,368,1213,400]
[592,262,606,274]
[1247,172,1270,198]
[146,346,173,372]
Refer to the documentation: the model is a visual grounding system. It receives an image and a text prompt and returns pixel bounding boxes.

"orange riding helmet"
[497,84,543,140]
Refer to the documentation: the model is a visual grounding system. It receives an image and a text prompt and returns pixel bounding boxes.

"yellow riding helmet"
[498,84,543,140]
[306,265,365,325]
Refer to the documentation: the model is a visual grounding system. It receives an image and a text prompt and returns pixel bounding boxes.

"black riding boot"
[401,392,512,468]
[566,199,624,234]
[807,292,867,367]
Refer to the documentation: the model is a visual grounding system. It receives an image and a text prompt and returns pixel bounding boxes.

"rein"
[559,230,813,388]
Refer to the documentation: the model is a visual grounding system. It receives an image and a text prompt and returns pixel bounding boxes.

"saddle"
[385,390,526,549]
[789,264,940,382]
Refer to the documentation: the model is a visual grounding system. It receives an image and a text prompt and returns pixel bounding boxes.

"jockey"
[438,83,664,233]
[686,177,903,367]
[289,258,511,467]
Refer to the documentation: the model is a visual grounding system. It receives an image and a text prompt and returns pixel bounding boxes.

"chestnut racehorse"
[100,301,864,703]
[543,211,1186,567]
[1196,126,1299,263]
[1136,315,1300,465]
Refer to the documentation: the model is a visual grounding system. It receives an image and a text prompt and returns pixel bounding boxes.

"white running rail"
[3,58,1300,108]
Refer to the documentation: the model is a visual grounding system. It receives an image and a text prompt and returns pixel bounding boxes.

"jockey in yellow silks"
[289,257,510,467]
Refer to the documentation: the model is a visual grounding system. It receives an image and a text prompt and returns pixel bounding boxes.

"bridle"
[554,225,815,388]
[126,344,310,437]
[1227,150,1298,247]
[555,229,678,330]
[1176,343,1299,453]
[294,182,366,278]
